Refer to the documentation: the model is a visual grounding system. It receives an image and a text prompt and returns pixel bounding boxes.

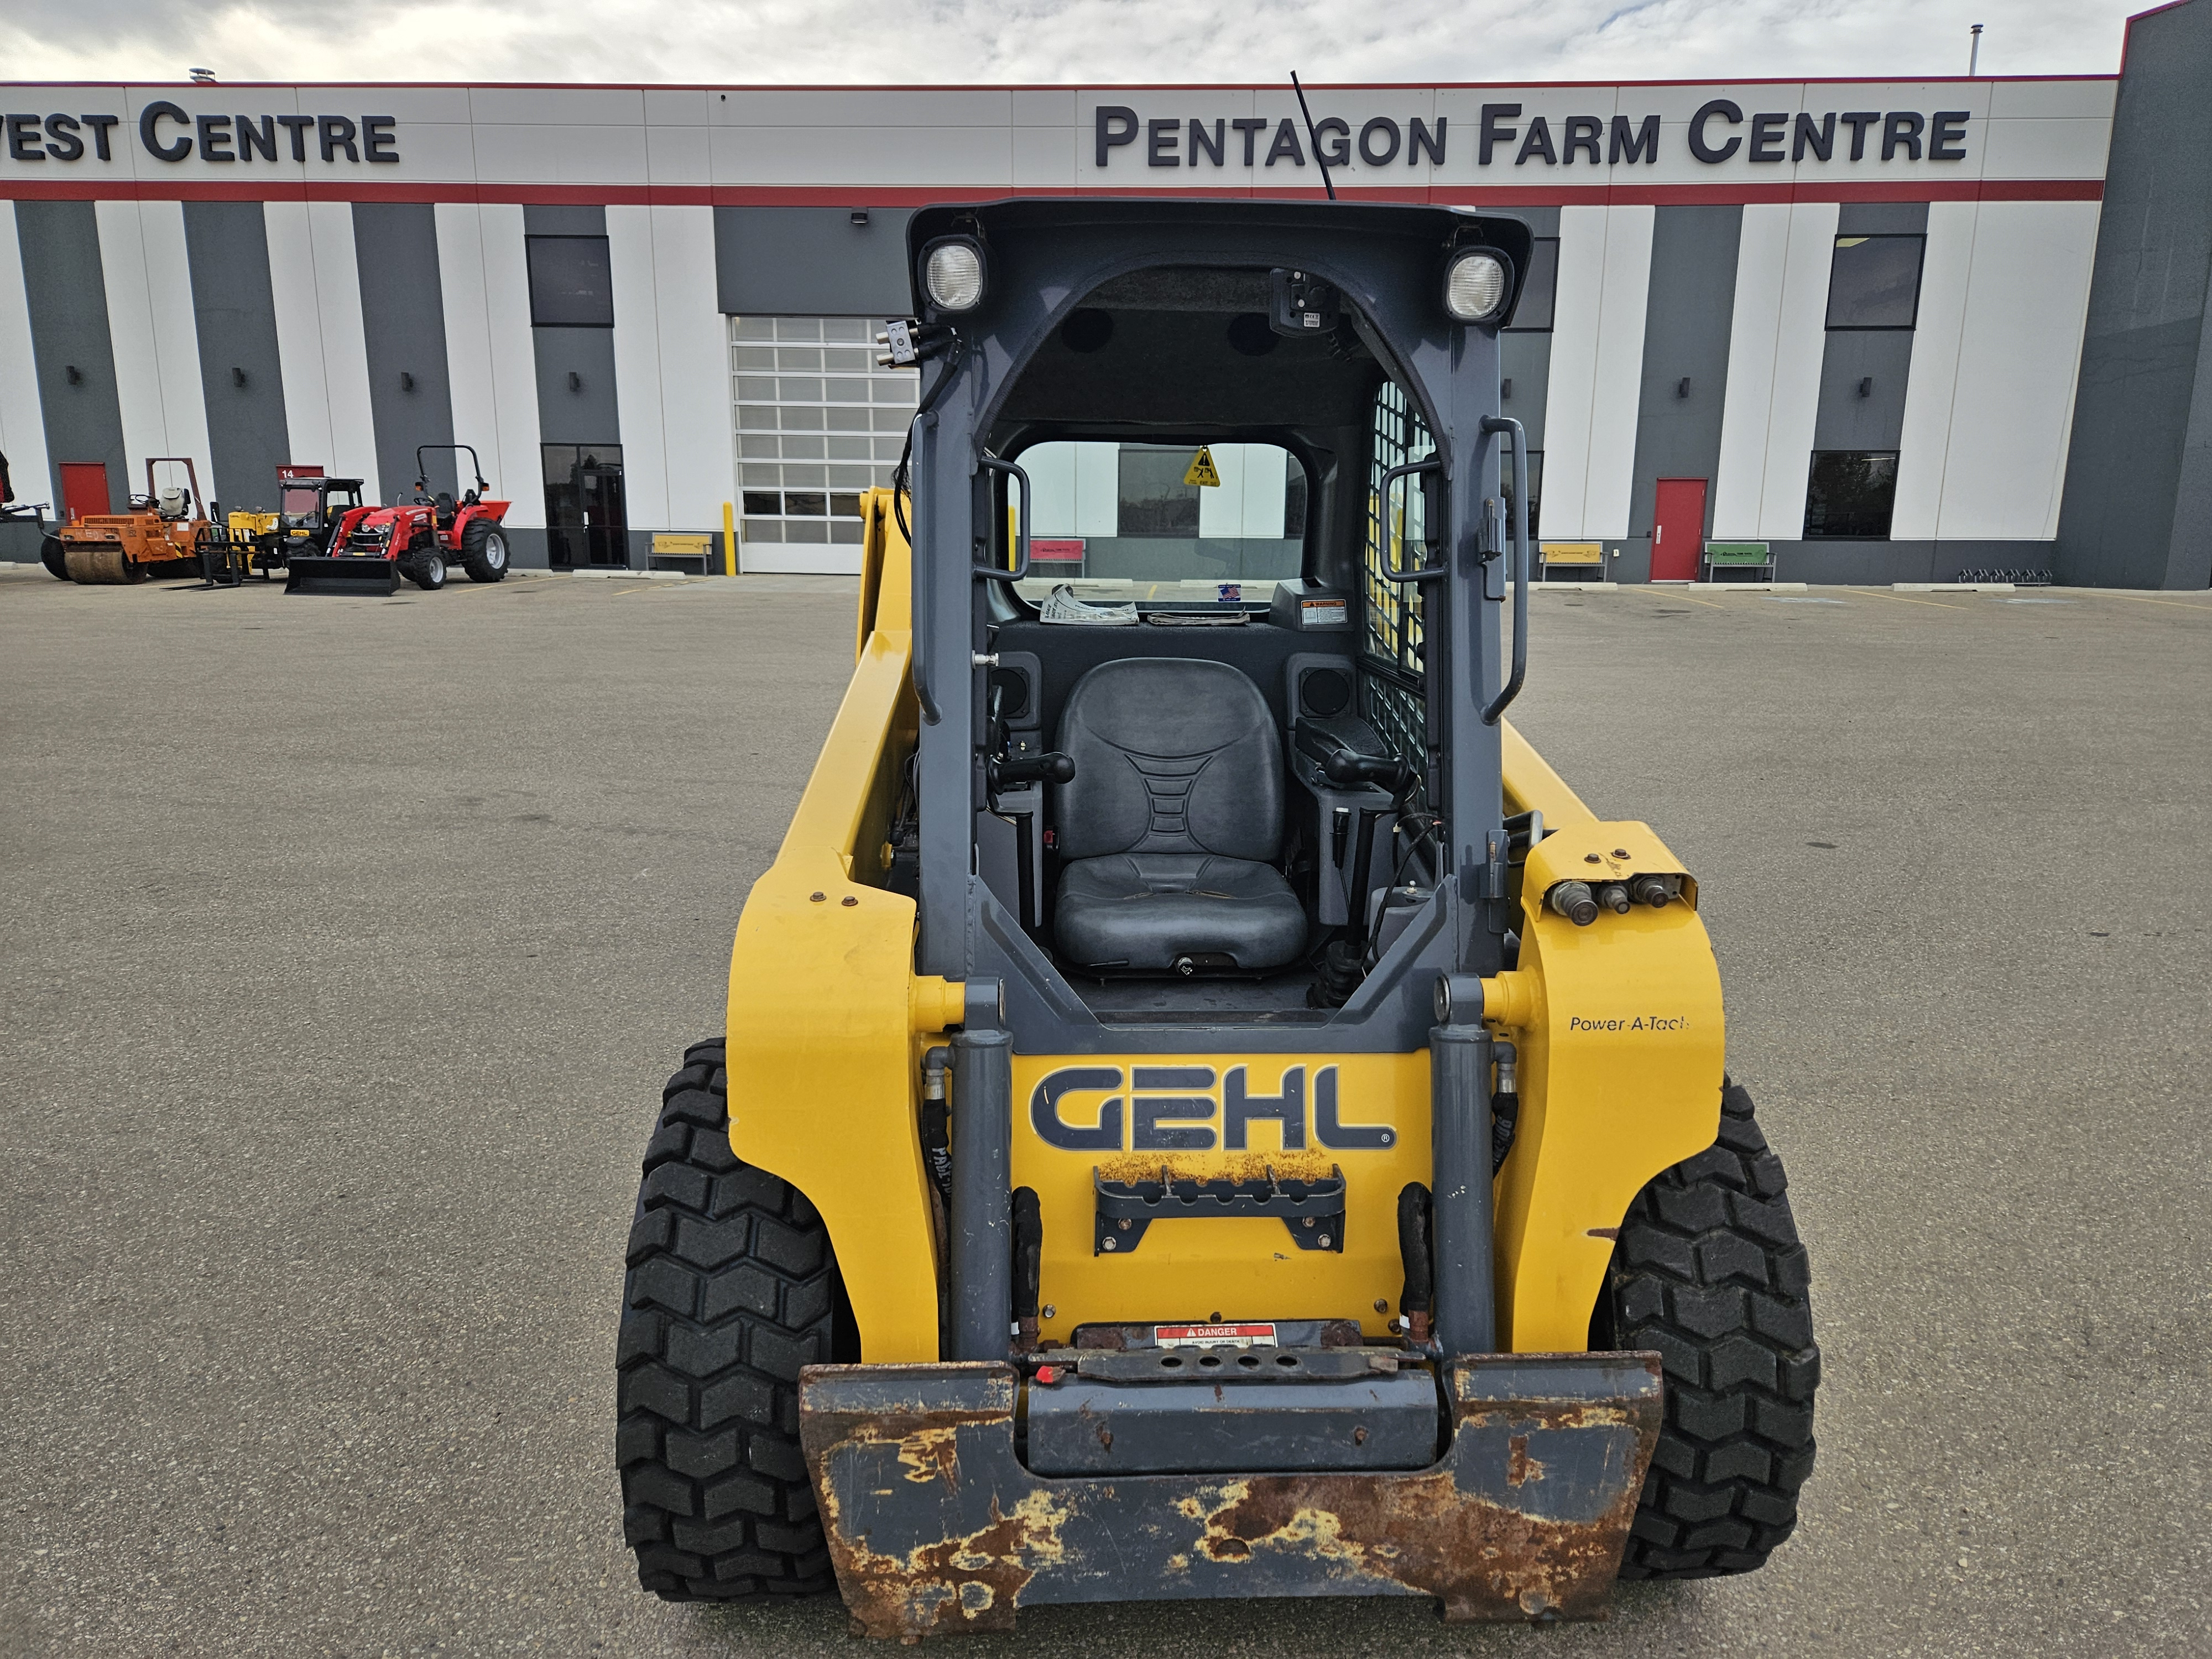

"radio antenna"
[1290,72,1337,202]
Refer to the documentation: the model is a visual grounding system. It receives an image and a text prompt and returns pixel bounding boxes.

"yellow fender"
[725,491,951,1361]
[1487,727,1725,1350]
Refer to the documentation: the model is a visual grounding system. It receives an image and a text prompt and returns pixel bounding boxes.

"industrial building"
[1,0,2206,586]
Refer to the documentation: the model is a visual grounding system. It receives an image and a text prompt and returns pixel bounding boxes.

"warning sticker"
[1154,1323,1277,1349]
[1300,598,1348,627]
[1183,446,1222,488]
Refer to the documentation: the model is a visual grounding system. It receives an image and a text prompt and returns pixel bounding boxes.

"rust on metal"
[800,1354,1662,1638]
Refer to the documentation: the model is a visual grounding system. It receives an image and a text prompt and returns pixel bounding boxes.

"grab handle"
[1479,415,1529,726]
[1378,457,1448,584]
[975,457,1031,582]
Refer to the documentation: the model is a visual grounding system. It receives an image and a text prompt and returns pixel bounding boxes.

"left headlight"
[1444,251,1511,324]
[921,238,986,313]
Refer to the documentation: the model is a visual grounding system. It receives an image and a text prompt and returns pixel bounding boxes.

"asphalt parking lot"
[3,566,2207,1657]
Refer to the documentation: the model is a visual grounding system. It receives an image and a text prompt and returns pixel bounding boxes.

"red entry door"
[60,462,111,522]
[1651,477,1708,581]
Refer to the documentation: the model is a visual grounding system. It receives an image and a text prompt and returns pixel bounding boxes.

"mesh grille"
[1360,383,1434,823]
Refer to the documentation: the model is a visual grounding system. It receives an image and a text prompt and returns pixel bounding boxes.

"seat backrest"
[1052,658,1283,862]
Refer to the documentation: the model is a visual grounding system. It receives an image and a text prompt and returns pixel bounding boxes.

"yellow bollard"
[722,501,737,577]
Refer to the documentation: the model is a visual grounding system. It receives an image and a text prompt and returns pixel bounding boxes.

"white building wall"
[0,202,54,513]
[1893,199,2100,540]
[1197,443,1290,538]
[263,200,380,500]
[94,200,215,507]
[1541,205,1653,540]
[1711,200,1838,541]
[650,207,739,534]
[435,202,544,525]
[607,206,671,534]
[1073,444,1117,537]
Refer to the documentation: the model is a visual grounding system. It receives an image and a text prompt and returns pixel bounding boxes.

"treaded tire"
[461,519,508,582]
[1593,1078,1819,1579]
[41,535,68,579]
[617,1039,839,1601]
[405,546,447,591]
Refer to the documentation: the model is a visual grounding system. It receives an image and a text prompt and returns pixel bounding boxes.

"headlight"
[922,239,985,312]
[1444,251,1510,324]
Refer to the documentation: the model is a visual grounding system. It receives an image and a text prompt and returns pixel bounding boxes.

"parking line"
[1854,587,1967,610]
[1632,586,1727,611]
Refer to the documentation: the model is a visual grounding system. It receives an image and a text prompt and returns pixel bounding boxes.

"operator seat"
[1051,658,1307,973]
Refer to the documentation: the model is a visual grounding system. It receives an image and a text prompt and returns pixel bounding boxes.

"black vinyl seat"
[1050,658,1307,973]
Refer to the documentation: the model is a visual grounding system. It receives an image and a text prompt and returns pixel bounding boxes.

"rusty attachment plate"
[797,1351,1662,1639]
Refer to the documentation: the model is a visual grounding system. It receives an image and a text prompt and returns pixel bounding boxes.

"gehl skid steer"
[618,199,1819,1633]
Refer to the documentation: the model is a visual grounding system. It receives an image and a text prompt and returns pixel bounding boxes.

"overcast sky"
[0,0,2151,87]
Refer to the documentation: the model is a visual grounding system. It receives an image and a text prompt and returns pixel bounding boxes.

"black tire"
[40,535,68,580]
[405,546,447,591]
[1592,1078,1819,1579]
[617,1040,842,1601]
[461,519,509,582]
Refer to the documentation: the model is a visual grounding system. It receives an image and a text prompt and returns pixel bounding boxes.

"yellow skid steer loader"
[617,198,1818,1634]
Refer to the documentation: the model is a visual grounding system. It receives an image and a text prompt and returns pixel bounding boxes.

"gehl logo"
[1030,1065,1394,1153]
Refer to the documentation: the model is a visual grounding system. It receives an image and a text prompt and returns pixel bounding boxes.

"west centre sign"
[1093,101,1973,171]
[3,105,400,166]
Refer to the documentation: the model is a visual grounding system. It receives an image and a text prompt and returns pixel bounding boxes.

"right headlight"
[921,238,987,313]
[1444,251,1511,324]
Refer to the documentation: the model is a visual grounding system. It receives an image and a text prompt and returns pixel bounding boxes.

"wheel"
[461,519,509,582]
[405,547,447,591]
[40,535,69,579]
[617,1039,845,1601]
[63,543,136,583]
[1592,1078,1819,1579]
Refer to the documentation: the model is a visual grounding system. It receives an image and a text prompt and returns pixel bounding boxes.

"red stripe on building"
[0,179,2107,206]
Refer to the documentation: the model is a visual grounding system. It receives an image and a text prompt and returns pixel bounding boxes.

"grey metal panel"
[14,200,126,513]
[2056,0,2212,589]
[521,205,607,235]
[1626,204,1741,537]
[1500,333,1550,448]
[716,207,916,316]
[353,204,460,500]
[1835,202,1929,237]
[531,326,620,445]
[1751,539,2054,583]
[1496,205,1561,238]
[182,201,290,512]
[1812,331,1915,450]
[503,527,550,569]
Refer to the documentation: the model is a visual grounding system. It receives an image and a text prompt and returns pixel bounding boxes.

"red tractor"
[286,444,512,596]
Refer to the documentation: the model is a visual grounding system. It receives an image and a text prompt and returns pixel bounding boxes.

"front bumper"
[798,1350,1661,1637]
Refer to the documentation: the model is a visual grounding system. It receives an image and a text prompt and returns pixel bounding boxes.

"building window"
[1804,450,1898,538]
[1115,446,1202,538]
[1506,237,1559,332]
[733,316,917,546]
[1825,235,1924,330]
[526,236,614,328]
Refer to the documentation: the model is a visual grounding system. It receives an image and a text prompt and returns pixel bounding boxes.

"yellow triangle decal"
[1184,446,1222,488]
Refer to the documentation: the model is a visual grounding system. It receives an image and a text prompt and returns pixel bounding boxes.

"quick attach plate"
[1094,1165,1345,1254]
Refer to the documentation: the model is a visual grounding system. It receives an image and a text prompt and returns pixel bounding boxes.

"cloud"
[0,0,2142,86]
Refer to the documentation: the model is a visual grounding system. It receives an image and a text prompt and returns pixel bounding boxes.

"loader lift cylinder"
[950,1025,1015,1360]
[1429,1024,1497,1354]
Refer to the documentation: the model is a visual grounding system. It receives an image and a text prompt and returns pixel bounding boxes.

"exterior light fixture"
[1443,250,1510,324]
[921,238,986,313]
